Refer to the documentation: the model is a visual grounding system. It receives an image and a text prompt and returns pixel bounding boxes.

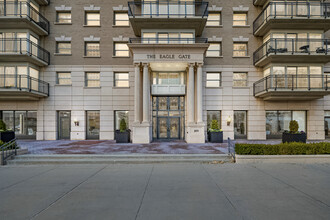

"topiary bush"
[209,119,222,132]
[289,120,299,133]
[119,118,127,132]
[0,119,6,131]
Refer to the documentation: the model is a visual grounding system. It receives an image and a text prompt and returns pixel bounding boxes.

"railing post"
[292,75,294,91]
[29,76,32,92]
[19,75,21,90]
[275,74,277,91]
[326,39,328,55]
[308,74,311,91]
[326,75,328,91]
[292,39,294,54]
[275,39,277,54]
[265,76,268,92]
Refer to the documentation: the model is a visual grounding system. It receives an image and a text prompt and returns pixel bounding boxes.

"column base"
[132,122,152,144]
[186,122,205,143]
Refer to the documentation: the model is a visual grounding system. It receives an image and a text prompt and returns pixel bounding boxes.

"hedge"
[235,142,330,155]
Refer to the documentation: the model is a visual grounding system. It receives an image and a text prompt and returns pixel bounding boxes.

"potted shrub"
[0,119,15,143]
[282,120,307,143]
[115,119,130,143]
[208,119,223,143]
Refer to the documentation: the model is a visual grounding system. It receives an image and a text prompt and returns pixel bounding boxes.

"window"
[233,72,248,87]
[234,111,247,139]
[57,72,72,85]
[85,42,100,57]
[206,43,221,57]
[85,12,100,26]
[1,111,37,137]
[114,12,129,26]
[86,111,100,139]
[207,12,221,26]
[233,13,247,26]
[233,43,248,57]
[114,43,129,57]
[114,73,129,87]
[56,42,71,54]
[85,72,100,87]
[207,111,221,130]
[56,12,71,23]
[115,111,129,131]
[206,73,221,87]
[152,72,184,85]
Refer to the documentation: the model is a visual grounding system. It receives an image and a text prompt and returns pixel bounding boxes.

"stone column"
[187,63,195,123]
[142,63,150,123]
[196,63,203,123]
[134,63,141,123]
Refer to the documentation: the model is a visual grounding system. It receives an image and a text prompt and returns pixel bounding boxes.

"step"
[7,154,232,165]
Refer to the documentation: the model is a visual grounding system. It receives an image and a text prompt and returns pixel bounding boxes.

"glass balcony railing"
[253,1,330,34]
[0,74,49,96]
[0,1,50,34]
[253,74,330,96]
[129,37,208,44]
[0,38,50,65]
[254,38,330,65]
[128,1,208,18]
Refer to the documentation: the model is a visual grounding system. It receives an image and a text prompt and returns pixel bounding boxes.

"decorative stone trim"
[208,5,222,12]
[84,35,100,42]
[55,5,72,11]
[233,36,249,42]
[233,5,249,12]
[84,5,100,11]
[113,5,129,12]
[113,35,129,42]
[208,36,222,42]
[55,35,72,42]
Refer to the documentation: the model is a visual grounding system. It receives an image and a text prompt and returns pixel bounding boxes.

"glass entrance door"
[234,111,247,139]
[157,117,180,139]
[58,111,71,140]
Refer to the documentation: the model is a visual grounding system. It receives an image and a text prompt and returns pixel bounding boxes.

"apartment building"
[1,0,330,143]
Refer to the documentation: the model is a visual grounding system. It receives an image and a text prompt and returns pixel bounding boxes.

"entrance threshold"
[152,139,186,143]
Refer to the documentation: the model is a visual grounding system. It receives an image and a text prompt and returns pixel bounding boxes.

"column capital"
[197,63,204,67]
[134,62,140,67]
[142,62,149,67]
[188,63,195,68]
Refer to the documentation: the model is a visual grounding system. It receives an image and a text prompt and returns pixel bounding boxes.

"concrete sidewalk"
[0,163,329,220]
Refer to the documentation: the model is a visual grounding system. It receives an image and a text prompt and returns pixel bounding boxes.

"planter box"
[236,154,330,164]
[0,131,15,143]
[115,130,130,143]
[208,131,223,143]
[282,132,306,143]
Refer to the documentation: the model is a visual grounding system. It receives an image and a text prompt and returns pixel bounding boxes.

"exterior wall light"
[74,119,79,126]
[227,116,232,126]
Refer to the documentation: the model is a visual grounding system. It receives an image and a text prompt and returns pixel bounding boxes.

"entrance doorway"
[58,111,71,140]
[152,96,184,140]
[234,111,247,139]
[325,116,330,138]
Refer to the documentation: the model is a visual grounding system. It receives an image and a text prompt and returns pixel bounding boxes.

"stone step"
[7,154,232,165]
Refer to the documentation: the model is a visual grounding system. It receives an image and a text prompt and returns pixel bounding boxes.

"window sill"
[84,87,101,89]
[232,56,250,58]
[112,56,130,58]
[206,25,223,28]
[54,22,72,25]
[206,86,223,89]
[83,25,101,27]
[55,84,72,86]
[232,25,250,28]
[113,87,130,89]
[54,53,72,56]
[112,25,130,28]
[232,86,249,89]
[206,56,223,58]
[83,56,101,58]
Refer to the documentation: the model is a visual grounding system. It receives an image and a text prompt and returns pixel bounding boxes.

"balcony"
[253,0,267,6]
[152,84,186,95]
[0,74,49,100]
[34,0,50,6]
[253,2,330,36]
[128,1,208,36]
[253,38,330,67]
[129,37,208,44]
[0,38,50,66]
[0,1,50,35]
[253,74,330,100]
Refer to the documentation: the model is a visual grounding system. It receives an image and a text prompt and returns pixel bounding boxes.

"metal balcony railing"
[0,74,49,96]
[129,37,208,44]
[128,1,208,18]
[253,1,330,34]
[0,38,50,64]
[253,74,330,96]
[253,38,330,65]
[0,1,50,34]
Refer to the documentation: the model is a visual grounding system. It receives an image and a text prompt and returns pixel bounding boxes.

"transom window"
[233,43,248,57]
[85,12,100,26]
[233,13,248,26]
[57,12,71,23]
[206,73,221,87]
[114,43,129,57]
[206,43,221,57]
[56,42,71,54]
[85,72,100,87]
[85,42,100,57]
[114,73,129,87]
[207,12,221,26]
[114,12,129,26]
[233,72,248,87]
[152,72,184,85]
[57,72,72,85]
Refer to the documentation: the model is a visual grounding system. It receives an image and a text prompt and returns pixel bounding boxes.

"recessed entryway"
[58,111,71,140]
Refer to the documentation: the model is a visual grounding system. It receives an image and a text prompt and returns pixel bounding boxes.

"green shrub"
[289,120,299,133]
[0,119,6,131]
[235,142,330,155]
[209,119,222,132]
[119,119,127,132]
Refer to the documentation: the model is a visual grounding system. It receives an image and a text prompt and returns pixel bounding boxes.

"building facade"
[1,0,330,143]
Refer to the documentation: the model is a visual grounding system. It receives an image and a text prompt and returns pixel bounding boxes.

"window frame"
[233,72,248,87]
[233,42,248,57]
[84,42,100,57]
[114,72,130,88]
[85,72,101,88]
[114,42,130,57]
[84,11,101,26]
[233,12,248,26]
[114,110,129,131]
[56,42,71,55]
[56,72,72,85]
[206,42,222,57]
[206,72,221,88]
[206,12,221,27]
[56,11,72,24]
[114,12,129,26]
[207,110,221,130]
